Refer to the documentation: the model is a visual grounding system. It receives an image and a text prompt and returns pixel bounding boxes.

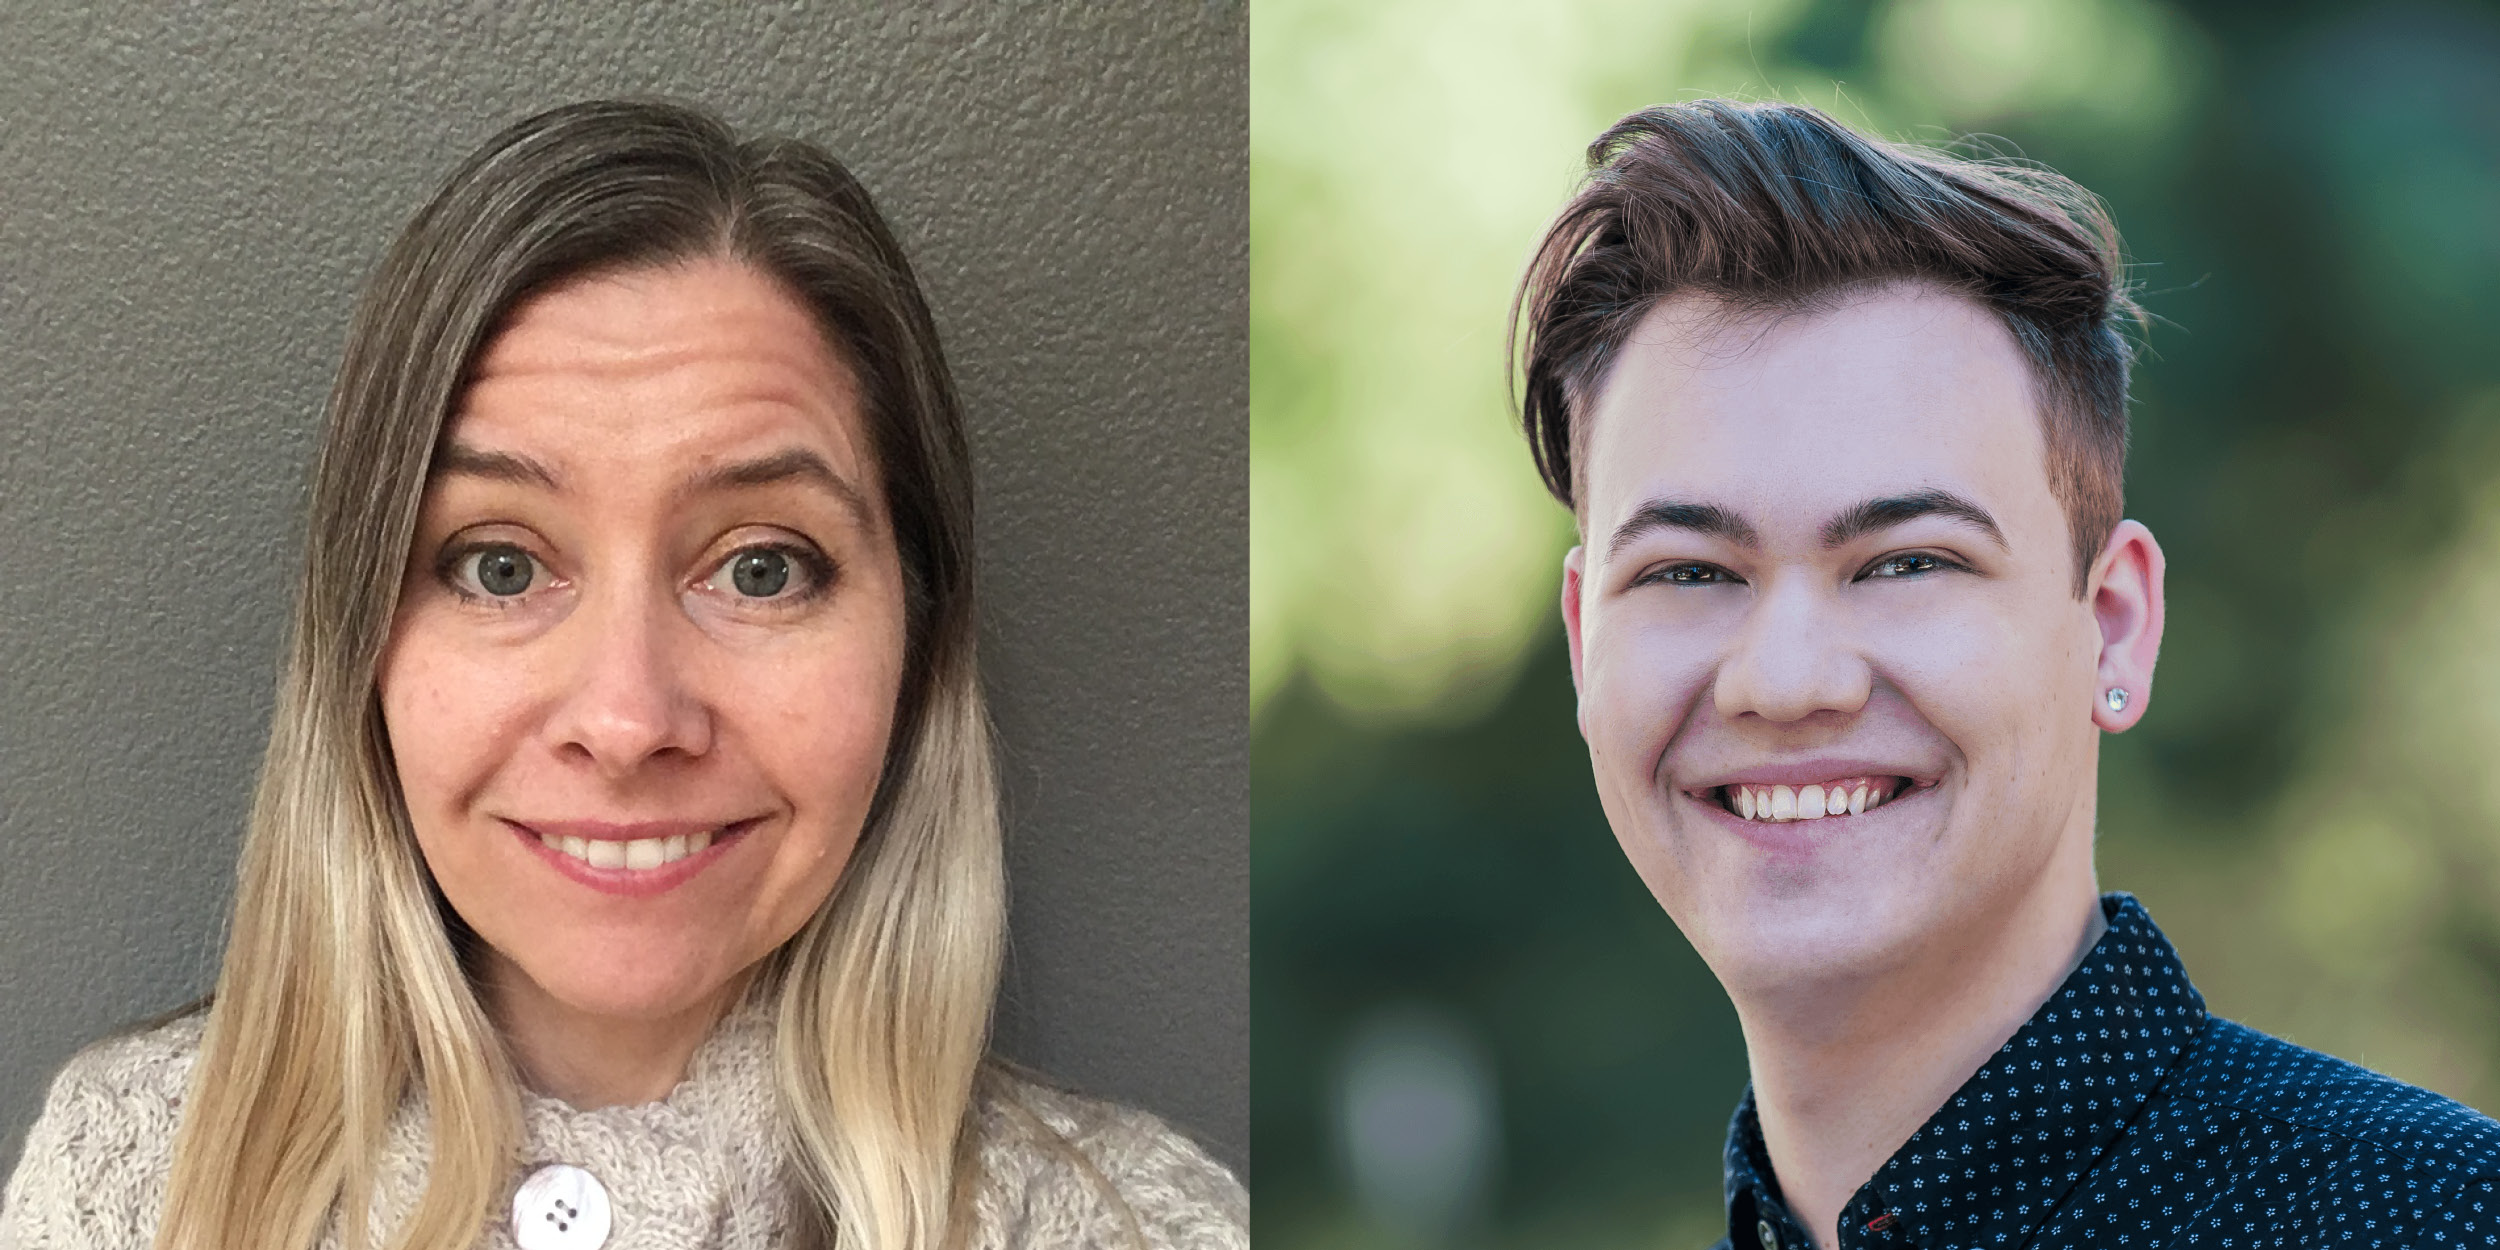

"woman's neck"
[483,958,754,1109]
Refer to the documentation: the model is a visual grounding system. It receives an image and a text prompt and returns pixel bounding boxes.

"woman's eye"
[451,544,537,598]
[703,544,827,601]
[729,549,790,597]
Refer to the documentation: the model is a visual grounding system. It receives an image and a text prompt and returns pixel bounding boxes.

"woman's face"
[378,257,907,1027]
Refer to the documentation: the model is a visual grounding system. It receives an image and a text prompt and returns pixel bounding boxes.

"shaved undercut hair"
[1511,99,2143,595]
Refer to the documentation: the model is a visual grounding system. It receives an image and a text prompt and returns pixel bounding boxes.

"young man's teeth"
[1726,781,1891,822]
[539,829,716,869]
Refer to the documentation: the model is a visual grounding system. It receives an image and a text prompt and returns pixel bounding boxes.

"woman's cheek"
[381,619,534,821]
[752,649,898,796]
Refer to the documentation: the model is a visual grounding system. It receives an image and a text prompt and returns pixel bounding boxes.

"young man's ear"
[2088,520,2164,732]
[1562,545,1589,736]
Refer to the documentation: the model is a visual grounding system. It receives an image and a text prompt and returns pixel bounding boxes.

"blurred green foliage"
[1253,0,2500,1245]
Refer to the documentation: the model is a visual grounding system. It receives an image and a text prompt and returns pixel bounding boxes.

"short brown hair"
[1511,99,2142,593]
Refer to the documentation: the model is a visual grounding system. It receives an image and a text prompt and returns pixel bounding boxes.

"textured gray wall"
[0,1,1245,1178]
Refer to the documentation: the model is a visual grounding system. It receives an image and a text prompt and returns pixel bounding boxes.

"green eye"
[696,542,834,605]
[729,549,790,598]
[469,546,534,596]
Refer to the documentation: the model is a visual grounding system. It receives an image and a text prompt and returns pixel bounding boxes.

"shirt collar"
[1724,893,2209,1249]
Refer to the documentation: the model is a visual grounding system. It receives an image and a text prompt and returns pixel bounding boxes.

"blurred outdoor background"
[1251,0,2500,1245]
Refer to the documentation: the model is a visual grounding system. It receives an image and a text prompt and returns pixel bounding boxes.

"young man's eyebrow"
[688,447,875,528]
[1606,498,1761,561]
[1820,489,2007,549]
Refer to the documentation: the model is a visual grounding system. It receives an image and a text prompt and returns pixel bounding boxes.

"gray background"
[0,2,1245,1177]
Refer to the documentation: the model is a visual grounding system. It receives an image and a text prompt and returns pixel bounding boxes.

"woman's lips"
[502,817,760,897]
[534,826,713,870]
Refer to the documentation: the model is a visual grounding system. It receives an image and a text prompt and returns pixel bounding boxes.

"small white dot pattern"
[1714,894,2500,1249]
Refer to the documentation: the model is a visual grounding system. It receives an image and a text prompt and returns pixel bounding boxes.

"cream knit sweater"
[0,1006,1245,1250]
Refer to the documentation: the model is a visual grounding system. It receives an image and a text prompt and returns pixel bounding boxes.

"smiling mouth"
[528,818,760,870]
[1712,776,1914,823]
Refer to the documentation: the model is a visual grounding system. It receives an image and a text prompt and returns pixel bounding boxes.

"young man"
[1513,99,2500,1250]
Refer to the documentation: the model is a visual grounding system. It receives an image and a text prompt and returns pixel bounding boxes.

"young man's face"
[1561,283,2156,994]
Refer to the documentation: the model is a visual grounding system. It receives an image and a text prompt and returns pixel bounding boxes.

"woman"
[0,100,1244,1250]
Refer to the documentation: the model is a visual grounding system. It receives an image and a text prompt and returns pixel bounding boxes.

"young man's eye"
[1641,561,1740,586]
[1863,552,1953,579]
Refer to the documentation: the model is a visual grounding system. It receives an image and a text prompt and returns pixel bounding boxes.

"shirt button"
[1758,1217,1779,1250]
[513,1163,613,1250]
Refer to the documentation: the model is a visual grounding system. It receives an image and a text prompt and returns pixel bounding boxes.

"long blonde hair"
[155,100,1005,1250]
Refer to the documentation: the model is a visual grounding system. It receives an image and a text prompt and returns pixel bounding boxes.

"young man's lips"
[1685,778,1943,833]
[1683,759,1933,791]
[1678,763,1941,825]
[1717,776,1904,822]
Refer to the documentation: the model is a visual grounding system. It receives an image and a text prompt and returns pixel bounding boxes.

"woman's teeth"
[539,829,715,870]
[1727,779,1894,822]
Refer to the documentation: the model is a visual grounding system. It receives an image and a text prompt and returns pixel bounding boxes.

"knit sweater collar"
[381,999,790,1249]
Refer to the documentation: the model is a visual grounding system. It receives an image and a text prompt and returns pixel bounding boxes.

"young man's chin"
[1633,794,1963,996]
[1677,886,1941,996]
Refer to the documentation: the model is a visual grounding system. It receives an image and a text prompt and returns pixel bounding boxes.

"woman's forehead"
[477,259,840,376]
[444,258,877,496]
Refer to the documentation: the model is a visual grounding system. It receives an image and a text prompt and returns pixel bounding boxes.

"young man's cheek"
[1584,612,1718,750]
[1858,583,2033,678]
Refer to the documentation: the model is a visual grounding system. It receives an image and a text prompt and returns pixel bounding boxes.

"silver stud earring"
[2105,687,2129,713]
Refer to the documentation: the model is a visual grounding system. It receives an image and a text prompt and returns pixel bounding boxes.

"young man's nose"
[1711,577,1873,724]
[542,582,715,775]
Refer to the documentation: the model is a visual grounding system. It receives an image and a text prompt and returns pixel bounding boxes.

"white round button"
[513,1163,612,1250]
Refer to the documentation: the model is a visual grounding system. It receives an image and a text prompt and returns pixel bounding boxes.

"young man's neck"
[1736,833,2105,1250]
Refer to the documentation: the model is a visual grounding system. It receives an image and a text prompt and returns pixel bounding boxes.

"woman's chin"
[494,944,753,1027]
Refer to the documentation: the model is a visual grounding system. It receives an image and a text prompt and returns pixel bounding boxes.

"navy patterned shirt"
[1717,893,2500,1249]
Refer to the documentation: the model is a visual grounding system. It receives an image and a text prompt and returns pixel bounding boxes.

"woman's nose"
[1711,576,1872,725]
[542,582,714,776]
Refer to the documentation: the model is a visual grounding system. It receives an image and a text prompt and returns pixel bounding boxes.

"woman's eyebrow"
[435,442,560,489]
[689,447,874,527]
[431,442,874,527]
